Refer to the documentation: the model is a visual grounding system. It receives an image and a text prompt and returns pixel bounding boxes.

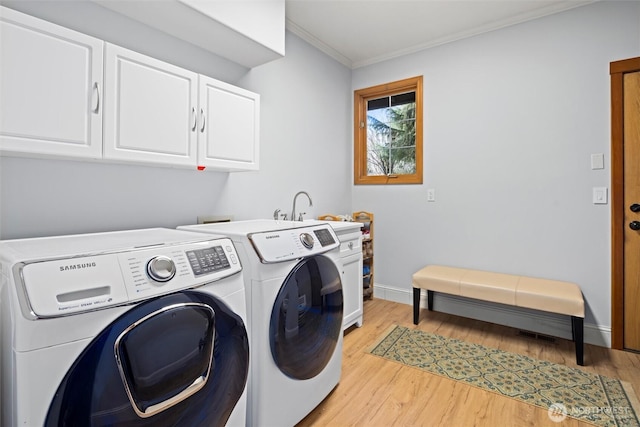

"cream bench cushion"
[412,265,585,365]
[516,276,584,318]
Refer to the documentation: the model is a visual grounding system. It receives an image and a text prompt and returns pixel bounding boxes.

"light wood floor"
[297,298,640,426]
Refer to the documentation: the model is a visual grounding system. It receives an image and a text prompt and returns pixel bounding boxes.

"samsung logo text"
[60,262,97,272]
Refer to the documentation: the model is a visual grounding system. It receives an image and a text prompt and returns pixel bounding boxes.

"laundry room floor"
[296,299,640,426]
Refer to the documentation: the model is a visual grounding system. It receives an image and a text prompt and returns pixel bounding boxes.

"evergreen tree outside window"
[354,76,423,185]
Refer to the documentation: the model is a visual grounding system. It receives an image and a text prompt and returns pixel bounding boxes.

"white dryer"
[179,220,343,427]
[0,228,249,427]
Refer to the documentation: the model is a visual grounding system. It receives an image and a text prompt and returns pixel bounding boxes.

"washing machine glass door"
[270,255,343,380]
[45,291,249,427]
[114,303,215,418]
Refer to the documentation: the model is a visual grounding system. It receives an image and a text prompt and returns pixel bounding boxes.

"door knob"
[631,204,640,213]
[630,221,640,231]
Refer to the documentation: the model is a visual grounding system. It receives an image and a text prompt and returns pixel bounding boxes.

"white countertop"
[304,219,363,233]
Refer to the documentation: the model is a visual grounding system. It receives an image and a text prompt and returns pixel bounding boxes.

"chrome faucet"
[291,191,312,221]
[273,210,288,220]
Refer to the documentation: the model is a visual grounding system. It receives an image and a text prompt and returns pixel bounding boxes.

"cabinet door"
[198,75,259,171]
[104,44,198,167]
[0,6,103,159]
[339,230,364,330]
[342,252,364,330]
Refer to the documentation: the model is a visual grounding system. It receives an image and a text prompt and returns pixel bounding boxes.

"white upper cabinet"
[0,6,103,159]
[0,8,261,171]
[93,0,285,68]
[198,76,260,171]
[103,44,198,167]
[104,44,260,171]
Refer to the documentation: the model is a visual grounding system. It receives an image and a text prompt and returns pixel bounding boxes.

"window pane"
[390,92,415,107]
[366,134,389,175]
[366,91,415,176]
[389,147,416,174]
[367,97,389,111]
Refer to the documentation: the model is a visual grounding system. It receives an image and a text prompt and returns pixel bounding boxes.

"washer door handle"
[140,375,207,417]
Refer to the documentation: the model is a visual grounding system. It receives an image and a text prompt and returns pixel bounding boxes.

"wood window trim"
[354,76,423,185]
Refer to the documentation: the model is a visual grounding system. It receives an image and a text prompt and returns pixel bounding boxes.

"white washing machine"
[0,228,249,427]
[179,220,343,427]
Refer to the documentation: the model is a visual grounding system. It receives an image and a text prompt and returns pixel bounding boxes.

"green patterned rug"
[368,325,640,426]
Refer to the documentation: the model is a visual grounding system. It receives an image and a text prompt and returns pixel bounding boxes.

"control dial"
[300,232,315,249]
[147,256,176,283]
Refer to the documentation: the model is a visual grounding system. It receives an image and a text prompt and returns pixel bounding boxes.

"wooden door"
[0,6,103,159]
[103,43,198,167]
[611,57,640,350]
[623,71,640,350]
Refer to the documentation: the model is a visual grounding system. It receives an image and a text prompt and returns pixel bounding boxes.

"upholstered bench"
[412,265,585,365]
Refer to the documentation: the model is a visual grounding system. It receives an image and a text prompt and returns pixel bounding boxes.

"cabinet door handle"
[200,108,206,132]
[92,82,100,113]
[191,107,197,131]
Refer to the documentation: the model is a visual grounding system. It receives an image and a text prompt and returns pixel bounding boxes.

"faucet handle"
[297,212,306,221]
[280,213,288,221]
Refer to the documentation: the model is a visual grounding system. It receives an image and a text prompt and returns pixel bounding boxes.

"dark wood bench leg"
[572,316,584,366]
[413,288,420,324]
[414,289,435,324]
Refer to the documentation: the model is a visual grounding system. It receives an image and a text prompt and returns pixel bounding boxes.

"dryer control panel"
[15,238,242,319]
[248,224,339,263]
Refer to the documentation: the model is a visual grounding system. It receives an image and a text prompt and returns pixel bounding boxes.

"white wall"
[197,32,354,222]
[0,3,352,238]
[352,1,640,346]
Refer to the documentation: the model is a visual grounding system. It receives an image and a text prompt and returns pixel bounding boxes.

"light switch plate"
[592,187,608,204]
[427,189,436,202]
[591,153,605,170]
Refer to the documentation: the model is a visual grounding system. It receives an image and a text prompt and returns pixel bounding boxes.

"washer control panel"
[18,238,241,318]
[248,224,339,263]
[186,246,232,276]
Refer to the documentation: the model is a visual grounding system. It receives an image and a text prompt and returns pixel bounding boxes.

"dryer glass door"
[270,255,343,379]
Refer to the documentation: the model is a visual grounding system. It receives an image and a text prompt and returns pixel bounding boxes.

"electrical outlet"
[427,189,436,202]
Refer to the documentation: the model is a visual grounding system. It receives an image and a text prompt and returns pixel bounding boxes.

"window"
[354,76,423,185]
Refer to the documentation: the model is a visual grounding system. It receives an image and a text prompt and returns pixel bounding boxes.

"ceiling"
[285,0,596,68]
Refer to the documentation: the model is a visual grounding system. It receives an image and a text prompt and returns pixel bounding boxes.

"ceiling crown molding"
[287,0,597,70]
[285,18,353,68]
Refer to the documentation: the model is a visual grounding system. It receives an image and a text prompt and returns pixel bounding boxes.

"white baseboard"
[373,283,611,348]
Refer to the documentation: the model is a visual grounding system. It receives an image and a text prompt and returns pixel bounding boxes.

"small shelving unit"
[352,211,373,299]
